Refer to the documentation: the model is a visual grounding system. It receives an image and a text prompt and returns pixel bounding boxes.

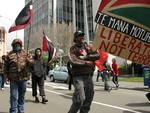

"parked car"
[48,66,68,82]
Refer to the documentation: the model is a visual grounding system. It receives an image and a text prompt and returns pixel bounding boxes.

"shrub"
[118,65,128,75]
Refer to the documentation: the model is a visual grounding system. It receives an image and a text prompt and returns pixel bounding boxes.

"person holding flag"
[95,50,112,91]
[101,58,112,91]
[5,1,33,113]
[4,38,34,113]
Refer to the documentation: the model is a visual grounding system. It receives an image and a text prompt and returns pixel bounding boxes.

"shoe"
[35,97,39,102]
[108,87,112,92]
[116,85,119,88]
[42,98,48,103]
[1,88,4,91]
[146,93,150,101]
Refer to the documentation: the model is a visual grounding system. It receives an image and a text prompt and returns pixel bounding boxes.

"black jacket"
[69,43,100,75]
[30,56,46,78]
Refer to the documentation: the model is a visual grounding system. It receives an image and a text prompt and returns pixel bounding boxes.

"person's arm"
[69,46,87,66]
[69,46,94,67]
[26,52,34,65]
[79,44,100,61]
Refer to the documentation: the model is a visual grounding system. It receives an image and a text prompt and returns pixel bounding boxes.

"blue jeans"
[0,74,4,88]
[9,80,27,113]
[101,72,111,90]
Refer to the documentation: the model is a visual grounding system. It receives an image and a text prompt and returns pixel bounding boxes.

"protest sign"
[93,0,150,66]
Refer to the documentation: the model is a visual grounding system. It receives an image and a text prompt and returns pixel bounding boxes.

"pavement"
[93,77,150,92]
[0,77,150,113]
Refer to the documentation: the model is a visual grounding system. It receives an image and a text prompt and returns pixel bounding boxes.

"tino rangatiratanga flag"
[9,1,33,33]
[43,35,56,63]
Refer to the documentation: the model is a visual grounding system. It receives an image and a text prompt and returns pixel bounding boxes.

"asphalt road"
[0,78,149,113]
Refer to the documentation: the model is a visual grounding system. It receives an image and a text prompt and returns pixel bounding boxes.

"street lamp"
[0,15,17,38]
[0,15,21,51]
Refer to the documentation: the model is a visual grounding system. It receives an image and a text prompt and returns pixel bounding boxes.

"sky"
[0,0,25,50]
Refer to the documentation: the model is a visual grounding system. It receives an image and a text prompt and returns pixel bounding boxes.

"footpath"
[93,77,150,92]
[95,81,150,92]
[0,79,149,113]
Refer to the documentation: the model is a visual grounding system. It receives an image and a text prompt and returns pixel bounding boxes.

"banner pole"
[94,23,98,38]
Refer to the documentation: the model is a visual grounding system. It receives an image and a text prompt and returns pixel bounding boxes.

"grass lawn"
[118,77,143,82]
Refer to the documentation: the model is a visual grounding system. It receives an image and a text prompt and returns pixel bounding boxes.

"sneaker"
[35,97,39,102]
[108,87,112,92]
[42,98,48,103]
[1,88,4,91]
[116,85,119,88]
[6,81,9,84]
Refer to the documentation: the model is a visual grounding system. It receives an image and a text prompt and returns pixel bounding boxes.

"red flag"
[43,35,56,63]
[95,50,108,70]
[9,1,33,33]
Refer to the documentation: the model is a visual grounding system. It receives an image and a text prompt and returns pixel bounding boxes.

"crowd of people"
[0,30,147,113]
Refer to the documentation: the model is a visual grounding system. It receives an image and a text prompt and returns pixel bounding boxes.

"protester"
[68,30,100,113]
[112,58,119,87]
[101,58,112,91]
[3,38,34,113]
[30,48,48,103]
[0,55,5,91]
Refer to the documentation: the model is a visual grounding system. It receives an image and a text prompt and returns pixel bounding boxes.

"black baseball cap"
[74,30,85,38]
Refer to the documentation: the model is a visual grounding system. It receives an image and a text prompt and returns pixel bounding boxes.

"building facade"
[0,27,7,59]
[24,0,101,49]
[24,0,129,66]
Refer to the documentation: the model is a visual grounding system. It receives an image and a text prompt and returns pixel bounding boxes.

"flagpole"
[27,24,32,53]
[43,30,45,36]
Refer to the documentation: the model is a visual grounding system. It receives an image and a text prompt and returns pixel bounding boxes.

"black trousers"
[32,77,45,97]
[112,76,119,86]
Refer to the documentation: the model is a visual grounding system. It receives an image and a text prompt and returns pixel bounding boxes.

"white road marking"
[92,101,142,113]
[5,83,142,113]
[45,82,68,90]
[44,83,142,113]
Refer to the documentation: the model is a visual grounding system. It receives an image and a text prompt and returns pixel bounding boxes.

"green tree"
[28,22,74,60]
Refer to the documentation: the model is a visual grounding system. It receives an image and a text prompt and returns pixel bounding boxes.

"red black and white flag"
[43,35,56,63]
[9,1,33,33]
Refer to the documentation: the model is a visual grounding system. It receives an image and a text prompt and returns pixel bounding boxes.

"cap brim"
[74,33,85,37]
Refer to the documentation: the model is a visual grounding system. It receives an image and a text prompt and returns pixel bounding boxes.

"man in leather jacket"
[68,30,100,113]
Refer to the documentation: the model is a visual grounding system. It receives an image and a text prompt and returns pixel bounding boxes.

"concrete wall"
[0,26,7,58]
